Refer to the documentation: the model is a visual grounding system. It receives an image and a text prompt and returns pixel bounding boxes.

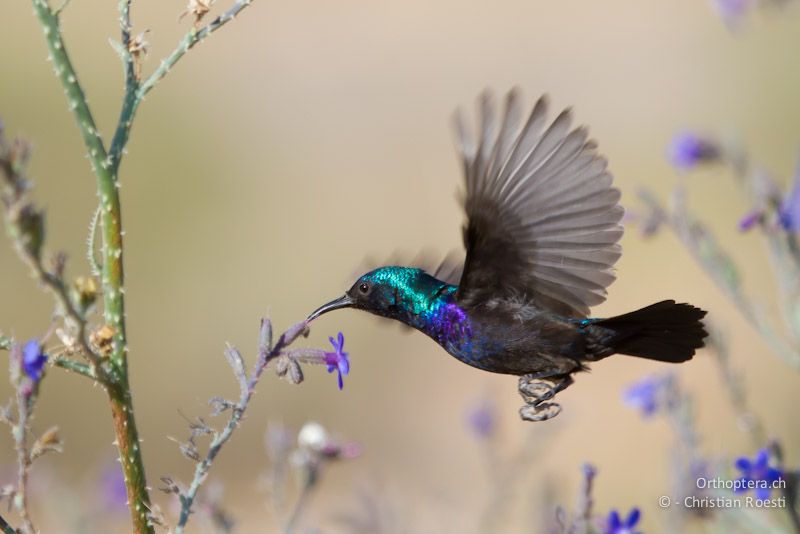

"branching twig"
[108,0,257,173]
[173,319,309,533]
[26,1,262,531]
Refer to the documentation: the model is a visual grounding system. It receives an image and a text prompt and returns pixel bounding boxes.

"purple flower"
[734,448,783,500]
[738,209,763,232]
[778,163,800,231]
[324,332,349,390]
[714,0,751,26]
[668,132,720,171]
[622,375,670,418]
[22,339,47,383]
[101,462,129,510]
[466,399,497,439]
[604,508,642,534]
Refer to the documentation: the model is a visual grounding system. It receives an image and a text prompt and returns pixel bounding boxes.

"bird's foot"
[518,374,574,404]
[517,374,573,423]
[519,402,562,422]
[518,378,558,403]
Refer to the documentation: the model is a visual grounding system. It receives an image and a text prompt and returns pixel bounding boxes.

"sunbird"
[308,90,707,421]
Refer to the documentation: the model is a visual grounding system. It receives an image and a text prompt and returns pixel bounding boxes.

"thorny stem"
[30,0,146,530]
[175,321,298,533]
[28,0,258,531]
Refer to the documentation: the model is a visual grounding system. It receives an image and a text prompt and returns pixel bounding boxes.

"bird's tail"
[593,300,708,363]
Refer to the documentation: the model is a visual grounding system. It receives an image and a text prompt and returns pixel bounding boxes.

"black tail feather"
[595,300,708,363]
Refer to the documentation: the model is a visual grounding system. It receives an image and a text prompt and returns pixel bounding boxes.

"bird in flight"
[308,89,707,422]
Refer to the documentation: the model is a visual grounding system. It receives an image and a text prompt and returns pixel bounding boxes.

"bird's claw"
[517,373,573,423]
[518,378,558,403]
[519,402,562,422]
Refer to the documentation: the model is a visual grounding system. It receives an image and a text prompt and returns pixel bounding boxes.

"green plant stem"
[30,2,152,532]
[108,0,256,172]
[53,357,95,379]
[0,513,16,534]
[31,1,259,531]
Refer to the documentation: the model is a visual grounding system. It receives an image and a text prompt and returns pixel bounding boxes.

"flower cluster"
[274,331,351,390]
[734,448,784,500]
[604,507,642,534]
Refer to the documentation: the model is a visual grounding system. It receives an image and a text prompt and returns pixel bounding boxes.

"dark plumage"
[308,90,708,421]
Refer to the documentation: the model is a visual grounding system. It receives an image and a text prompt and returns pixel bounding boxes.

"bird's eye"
[358,282,370,294]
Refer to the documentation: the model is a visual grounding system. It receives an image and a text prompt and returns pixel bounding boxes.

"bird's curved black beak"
[307,294,354,322]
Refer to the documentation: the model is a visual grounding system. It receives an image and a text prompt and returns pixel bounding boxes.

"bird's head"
[307,266,444,322]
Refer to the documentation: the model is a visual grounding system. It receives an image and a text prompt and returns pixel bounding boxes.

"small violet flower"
[101,463,129,510]
[734,448,784,500]
[714,0,751,26]
[324,332,349,390]
[466,398,497,440]
[668,132,720,171]
[737,209,763,232]
[622,374,670,418]
[604,507,642,534]
[778,163,800,232]
[22,339,47,383]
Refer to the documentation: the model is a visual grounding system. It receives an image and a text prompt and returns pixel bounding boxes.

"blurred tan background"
[1,0,799,532]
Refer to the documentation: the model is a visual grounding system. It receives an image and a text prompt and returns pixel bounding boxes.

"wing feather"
[453,90,624,317]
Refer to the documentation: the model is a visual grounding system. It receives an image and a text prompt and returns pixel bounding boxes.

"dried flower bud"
[180,0,214,26]
[208,396,235,416]
[127,30,150,80]
[30,426,63,460]
[169,436,201,462]
[259,317,273,352]
[90,324,116,356]
[14,204,45,259]
[146,504,168,527]
[159,477,181,495]
[223,344,248,396]
[274,355,290,377]
[71,276,98,314]
[286,359,304,385]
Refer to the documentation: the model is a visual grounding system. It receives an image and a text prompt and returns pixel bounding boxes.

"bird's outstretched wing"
[453,90,624,317]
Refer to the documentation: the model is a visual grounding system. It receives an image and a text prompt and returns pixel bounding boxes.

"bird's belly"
[439,327,584,376]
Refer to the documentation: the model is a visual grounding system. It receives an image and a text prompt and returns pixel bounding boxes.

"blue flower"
[734,448,783,500]
[101,462,129,510]
[604,508,641,534]
[778,163,800,232]
[622,375,669,418]
[324,332,349,390]
[466,399,497,439]
[22,339,47,383]
[668,132,720,171]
